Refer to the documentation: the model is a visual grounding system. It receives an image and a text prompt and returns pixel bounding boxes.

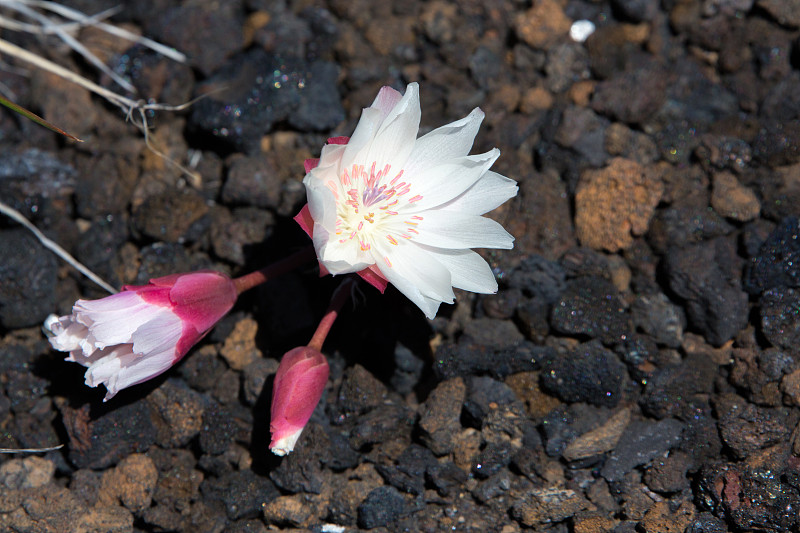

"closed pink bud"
[269,346,329,456]
[44,271,237,401]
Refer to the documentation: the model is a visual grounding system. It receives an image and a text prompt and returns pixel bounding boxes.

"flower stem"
[233,246,316,295]
[308,277,356,352]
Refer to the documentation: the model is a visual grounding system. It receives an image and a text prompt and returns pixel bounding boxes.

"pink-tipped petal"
[327,136,349,145]
[304,158,320,173]
[269,347,329,455]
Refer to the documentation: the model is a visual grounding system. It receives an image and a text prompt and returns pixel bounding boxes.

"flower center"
[332,162,424,256]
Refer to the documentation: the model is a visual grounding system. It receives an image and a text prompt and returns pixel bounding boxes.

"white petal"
[401,149,500,212]
[340,107,385,170]
[305,173,339,233]
[74,292,162,348]
[317,142,347,168]
[417,246,498,294]
[361,83,421,172]
[131,309,182,361]
[439,171,518,215]
[44,314,88,352]
[410,211,514,250]
[370,85,404,119]
[404,108,485,175]
[373,239,454,318]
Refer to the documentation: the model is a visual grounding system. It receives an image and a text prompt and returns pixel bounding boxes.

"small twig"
[0,200,117,294]
[0,444,63,454]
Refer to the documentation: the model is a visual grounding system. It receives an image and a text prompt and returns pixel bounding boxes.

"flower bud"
[269,346,329,456]
[45,271,237,400]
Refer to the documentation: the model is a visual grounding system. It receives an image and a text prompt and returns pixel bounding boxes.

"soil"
[2,0,800,531]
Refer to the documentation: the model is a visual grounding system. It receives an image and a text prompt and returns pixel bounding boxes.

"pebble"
[62,402,157,470]
[0,456,55,490]
[512,487,594,527]
[376,444,437,496]
[630,293,685,348]
[201,469,279,521]
[550,276,630,344]
[600,418,685,483]
[514,0,572,50]
[639,353,717,419]
[97,453,158,512]
[665,240,749,346]
[418,378,466,455]
[433,340,553,380]
[132,187,208,243]
[210,206,274,266]
[222,153,283,210]
[744,216,800,294]
[540,340,626,408]
[147,380,206,448]
[711,171,760,221]
[563,408,631,462]
[219,317,261,371]
[357,485,407,529]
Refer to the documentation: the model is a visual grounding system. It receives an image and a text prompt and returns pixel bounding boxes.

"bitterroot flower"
[299,82,517,318]
[44,271,238,400]
[269,346,329,456]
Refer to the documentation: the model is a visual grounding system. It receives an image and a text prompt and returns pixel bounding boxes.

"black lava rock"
[433,341,553,380]
[62,402,157,470]
[201,469,279,520]
[760,287,800,350]
[376,444,438,496]
[600,418,685,483]
[463,376,520,427]
[199,402,237,456]
[507,254,567,303]
[639,353,717,419]
[190,48,343,153]
[550,276,630,344]
[0,228,58,328]
[664,241,748,346]
[540,340,626,407]
[357,486,407,529]
[745,217,800,294]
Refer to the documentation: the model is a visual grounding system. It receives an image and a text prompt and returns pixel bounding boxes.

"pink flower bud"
[269,346,329,456]
[44,271,237,400]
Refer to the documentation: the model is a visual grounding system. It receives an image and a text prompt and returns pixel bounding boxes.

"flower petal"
[130,309,182,362]
[410,211,514,250]
[401,149,500,213]
[75,292,162,348]
[439,171,518,215]
[373,239,455,318]
[340,106,385,170]
[416,246,498,294]
[404,107,485,175]
[362,83,421,172]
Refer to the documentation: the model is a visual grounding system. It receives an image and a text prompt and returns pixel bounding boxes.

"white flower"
[301,82,517,318]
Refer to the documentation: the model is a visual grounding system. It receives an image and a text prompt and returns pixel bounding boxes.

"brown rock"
[262,494,315,527]
[520,86,554,113]
[505,371,561,419]
[575,158,664,252]
[711,171,760,221]
[563,408,631,462]
[514,0,572,50]
[74,505,134,533]
[781,369,800,406]
[512,487,595,527]
[97,453,158,512]
[31,71,97,138]
[0,456,55,490]
[757,0,800,27]
[574,514,620,533]
[453,428,482,471]
[148,382,205,448]
[639,500,695,533]
[220,317,262,370]
[364,16,414,55]
[0,485,85,532]
[419,377,466,455]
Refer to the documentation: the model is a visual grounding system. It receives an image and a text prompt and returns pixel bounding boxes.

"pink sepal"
[293,205,388,293]
[304,158,320,173]
[327,136,349,145]
[269,347,329,454]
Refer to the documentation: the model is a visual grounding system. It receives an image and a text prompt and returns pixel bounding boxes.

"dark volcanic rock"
[639,353,717,419]
[600,418,685,483]
[62,402,157,470]
[760,287,800,350]
[540,340,626,407]
[0,228,58,328]
[357,485,407,529]
[745,217,800,294]
[664,240,748,346]
[550,276,630,344]
[433,340,553,380]
[190,49,343,153]
[376,444,437,496]
[201,469,279,520]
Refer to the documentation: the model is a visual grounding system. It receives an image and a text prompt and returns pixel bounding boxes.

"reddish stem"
[233,246,316,295]
[308,277,356,352]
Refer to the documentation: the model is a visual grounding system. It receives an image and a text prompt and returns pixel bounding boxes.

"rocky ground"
[2,0,800,531]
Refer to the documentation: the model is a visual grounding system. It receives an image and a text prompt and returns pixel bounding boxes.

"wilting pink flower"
[269,346,329,456]
[44,271,237,400]
[298,82,517,318]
